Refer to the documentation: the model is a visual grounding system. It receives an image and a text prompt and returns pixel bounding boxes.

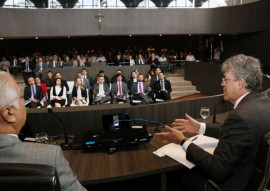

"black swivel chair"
[0,163,61,191]
[205,132,270,191]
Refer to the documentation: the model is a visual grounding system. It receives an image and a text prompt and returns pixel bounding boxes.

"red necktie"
[118,82,122,96]
[139,82,143,93]
[77,61,80,67]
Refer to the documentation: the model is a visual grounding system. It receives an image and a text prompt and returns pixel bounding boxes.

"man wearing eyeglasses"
[155,54,270,191]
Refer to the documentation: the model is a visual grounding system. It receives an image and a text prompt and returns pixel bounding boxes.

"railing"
[0,0,260,9]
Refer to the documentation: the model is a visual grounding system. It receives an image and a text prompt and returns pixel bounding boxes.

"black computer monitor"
[102,113,130,131]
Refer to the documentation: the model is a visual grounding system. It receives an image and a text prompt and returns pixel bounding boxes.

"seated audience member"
[153,72,172,101]
[110,69,127,84]
[43,71,54,101]
[50,78,67,107]
[158,53,167,62]
[0,71,87,191]
[111,73,128,104]
[144,69,155,86]
[54,72,70,105]
[48,55,60,68]
[186,51,196,61]
[73,55,85,67]
[35,76,47,101]
[72,78,88,106]
[22,56,35,85]
[131,74,150,105]
[34,57,47,79]
[96,70,110,85]
[155,54,270,191]
[24,77,44,108]
[135,53,146,65]
[0,57,11,73]
[147,52,159,69]
[128,71,138,91]
[96,53,106,62]
[77,72,90,90]
[93,75,111,104]
[81,68,93,105]
[128,55,135,66]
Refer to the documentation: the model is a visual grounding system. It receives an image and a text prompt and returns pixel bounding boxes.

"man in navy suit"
[111,73,128,104]
[155,54,270,191]
[24,77,44,108]
[131,74,150,104]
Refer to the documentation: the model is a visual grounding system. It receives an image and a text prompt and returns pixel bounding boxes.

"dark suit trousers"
[156,91,171,101]
[132,93,150,104]
[25,101,42,108]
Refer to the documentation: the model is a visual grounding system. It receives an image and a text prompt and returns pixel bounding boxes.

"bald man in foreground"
[0,71,86,191]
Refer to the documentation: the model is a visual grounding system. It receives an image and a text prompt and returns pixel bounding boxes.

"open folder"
[154,135,219,169]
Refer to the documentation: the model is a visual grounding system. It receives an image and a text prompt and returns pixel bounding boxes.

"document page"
[154,135,218,169]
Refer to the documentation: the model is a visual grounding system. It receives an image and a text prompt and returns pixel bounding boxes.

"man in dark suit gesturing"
[0,71,86,191]
[155,54,270,191]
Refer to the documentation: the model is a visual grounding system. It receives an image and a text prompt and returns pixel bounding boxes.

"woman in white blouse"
[50,78,67,107]
[72,78,87,106]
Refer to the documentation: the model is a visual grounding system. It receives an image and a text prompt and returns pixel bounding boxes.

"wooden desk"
[63,113,228,191]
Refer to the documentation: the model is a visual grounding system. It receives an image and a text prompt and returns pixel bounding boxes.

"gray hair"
[0,71,20,109]
[222,54,263,92]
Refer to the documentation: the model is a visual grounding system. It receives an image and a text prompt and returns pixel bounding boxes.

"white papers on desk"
[153,135,219,169]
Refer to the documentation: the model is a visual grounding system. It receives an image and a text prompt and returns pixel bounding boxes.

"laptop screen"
[102,113,130,131]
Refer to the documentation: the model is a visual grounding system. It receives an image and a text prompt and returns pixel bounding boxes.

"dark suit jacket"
[93,83,110,97]
[153,79,172,94]
[71,86,87,101]
[131,81,149,95]
[48,61,60,68]
[186,92,270,191]
[111,82,128,97]
[23,85,44,102]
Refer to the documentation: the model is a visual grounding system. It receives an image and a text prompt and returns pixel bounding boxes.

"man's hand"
[171,114,200,134]
[155,126,186,144]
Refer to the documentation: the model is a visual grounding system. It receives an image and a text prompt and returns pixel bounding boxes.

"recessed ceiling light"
[35,37,38,39]
[0,38,3,40]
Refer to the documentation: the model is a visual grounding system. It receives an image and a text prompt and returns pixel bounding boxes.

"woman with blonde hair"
[72,78,88,106]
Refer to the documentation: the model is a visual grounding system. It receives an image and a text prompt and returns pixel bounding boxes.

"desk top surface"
[63,113,228,185]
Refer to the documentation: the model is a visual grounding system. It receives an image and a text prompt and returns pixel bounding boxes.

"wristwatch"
[180,137,188,146]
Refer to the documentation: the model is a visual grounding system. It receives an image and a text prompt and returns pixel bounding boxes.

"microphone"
[48,108,70,149]
[212,99,225,124]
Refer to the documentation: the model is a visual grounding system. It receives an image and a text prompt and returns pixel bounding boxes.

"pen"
[191,136,198,141]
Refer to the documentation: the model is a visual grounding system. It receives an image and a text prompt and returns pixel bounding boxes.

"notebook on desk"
[82,113,152,150]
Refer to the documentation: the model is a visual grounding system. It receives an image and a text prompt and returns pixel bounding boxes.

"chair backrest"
[0,163,61,191]
[67,81,74,95]
[246,132,270,191]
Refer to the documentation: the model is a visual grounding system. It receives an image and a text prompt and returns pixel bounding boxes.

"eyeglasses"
[222,77,234,82]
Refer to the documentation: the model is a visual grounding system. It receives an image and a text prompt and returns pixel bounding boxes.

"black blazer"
[153,79,172,94]
[71,86,87,100]
[186,92,270,191]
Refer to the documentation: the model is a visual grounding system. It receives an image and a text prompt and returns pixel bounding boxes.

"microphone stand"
[213,99,225,124]
[48,108,70,150]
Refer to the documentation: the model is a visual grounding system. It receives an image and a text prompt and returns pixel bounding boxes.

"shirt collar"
[8,134,19,138]
[234,92,250,109]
